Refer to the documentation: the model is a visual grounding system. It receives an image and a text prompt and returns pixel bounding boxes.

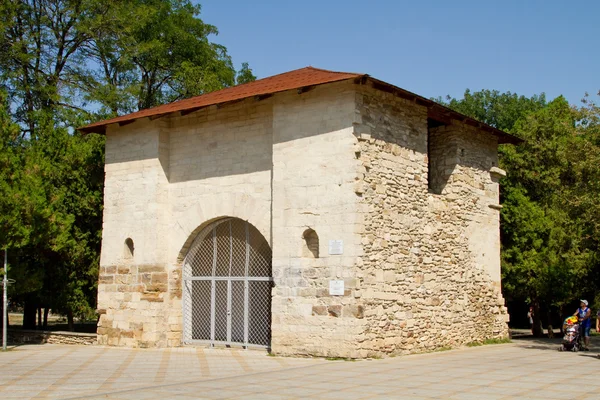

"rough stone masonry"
[88,68,513,358]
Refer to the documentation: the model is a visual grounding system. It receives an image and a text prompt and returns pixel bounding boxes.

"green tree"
[0,104,104,329]
[436,89,547,133]
[563,95,600,302]
[80,0,253,116]
[500,98,592,335]
[1,0,255,125]
[1,0,254,331]
[27,125,105,329]
[236,62,256,85]
[440,90,600,336]
[0,0,94,135]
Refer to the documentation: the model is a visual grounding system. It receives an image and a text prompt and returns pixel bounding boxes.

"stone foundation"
[8,329,97,345]
[96,263,182,348]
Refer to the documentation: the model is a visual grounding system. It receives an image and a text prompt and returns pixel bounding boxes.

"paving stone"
[0,339,599,399]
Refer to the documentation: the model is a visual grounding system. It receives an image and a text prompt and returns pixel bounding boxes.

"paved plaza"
[0,338,599,399]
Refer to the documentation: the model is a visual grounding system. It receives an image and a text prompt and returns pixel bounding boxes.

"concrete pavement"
[0,338,598,399]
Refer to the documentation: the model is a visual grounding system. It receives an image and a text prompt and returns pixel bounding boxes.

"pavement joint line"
[61,356,336,400]
[195,348,208,374]
[516,376,595,398]
[229,348,253,373]
[7,340,600,399]
[270,355,289,368]
[153,348,171,384]
[0,347,78,393]
[374,342,518,362]
[0,348,34,366]
[96,348,138,392]
[33,348,105,399]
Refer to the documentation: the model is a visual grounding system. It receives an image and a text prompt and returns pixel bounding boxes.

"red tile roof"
[79,67,360,134]
[79,66,521,144]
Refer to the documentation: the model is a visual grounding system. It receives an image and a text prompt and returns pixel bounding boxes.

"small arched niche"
[124,238,134,260]
[302,229,319,258]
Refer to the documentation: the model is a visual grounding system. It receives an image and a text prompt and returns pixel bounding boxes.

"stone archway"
[182,217,272,348]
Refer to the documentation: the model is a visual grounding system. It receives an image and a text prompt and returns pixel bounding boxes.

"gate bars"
[182,218,272,348]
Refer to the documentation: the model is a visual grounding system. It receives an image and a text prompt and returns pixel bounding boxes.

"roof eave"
[363,77,523,145]
[77,76,366,135]
[78,71,523,145]
[79,125,107,135]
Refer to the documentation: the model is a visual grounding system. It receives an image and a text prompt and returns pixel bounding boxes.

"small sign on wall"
[329,280,345,296]
[328,239,344,255]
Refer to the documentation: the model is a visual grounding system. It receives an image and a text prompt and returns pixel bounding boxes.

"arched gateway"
[182,218,272,348]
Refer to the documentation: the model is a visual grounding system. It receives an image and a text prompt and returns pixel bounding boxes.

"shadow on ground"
[512,335,600,360]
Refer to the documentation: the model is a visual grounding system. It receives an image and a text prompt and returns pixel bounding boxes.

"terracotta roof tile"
[78,66,521,144]
[79,67,361,134]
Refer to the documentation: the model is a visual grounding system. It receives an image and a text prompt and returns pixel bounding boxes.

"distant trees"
[0,0,254,331]
[441,90,600,335]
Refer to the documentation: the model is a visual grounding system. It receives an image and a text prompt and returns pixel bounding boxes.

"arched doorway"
[182,218,272,348]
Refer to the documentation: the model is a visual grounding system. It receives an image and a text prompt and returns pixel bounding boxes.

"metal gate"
[182,218,272,348]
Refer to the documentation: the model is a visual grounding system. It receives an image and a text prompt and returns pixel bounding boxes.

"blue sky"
[198,0,598,105]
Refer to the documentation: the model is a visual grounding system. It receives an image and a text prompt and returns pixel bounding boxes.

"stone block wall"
[351,86,509,357]
[168,98,273,253]
[270,82,368,358]
[99,118,173,347]
[8,329,97,345]
[98,97,274,348]
[429,124,505,285]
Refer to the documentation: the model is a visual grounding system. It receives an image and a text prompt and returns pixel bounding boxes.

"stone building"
[80,67,520,358]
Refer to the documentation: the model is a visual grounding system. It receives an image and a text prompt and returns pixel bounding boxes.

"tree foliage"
[442,90,600,335]
[0,0,254,330]
[80,0,249,116]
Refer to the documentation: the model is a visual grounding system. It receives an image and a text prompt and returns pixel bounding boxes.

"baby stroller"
[559,316,583,352]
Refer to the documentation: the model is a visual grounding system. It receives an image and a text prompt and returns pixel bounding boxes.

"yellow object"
[565,316,578,325]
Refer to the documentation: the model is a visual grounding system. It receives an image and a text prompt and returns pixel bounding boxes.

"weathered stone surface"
[327,305,342,317]
[350,86,509,357]
[8,329,97,345]
[99,275,114,284]
[117,266,130,274]
[138,265,165,274]
[312,306,328,316]
[343,305,364,319]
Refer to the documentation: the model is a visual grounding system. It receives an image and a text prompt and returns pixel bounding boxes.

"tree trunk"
[67,310,74,332]
[559,305,564,334]
[23,300,37,330]
[532,300,543,337]
[43,308,49,329]
[37,307,42,329]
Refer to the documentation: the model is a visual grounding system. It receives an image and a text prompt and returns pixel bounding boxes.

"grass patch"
[434,346,453,352]
[467,337,511,347]
[483,337,511,345]
[325,357,358,362]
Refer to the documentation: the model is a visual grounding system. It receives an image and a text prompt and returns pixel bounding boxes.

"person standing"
[573,300,591,350]
[527,306,534,334]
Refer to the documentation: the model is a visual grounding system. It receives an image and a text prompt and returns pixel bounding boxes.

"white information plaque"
[328,239,344,255]
[329,280,345,296]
